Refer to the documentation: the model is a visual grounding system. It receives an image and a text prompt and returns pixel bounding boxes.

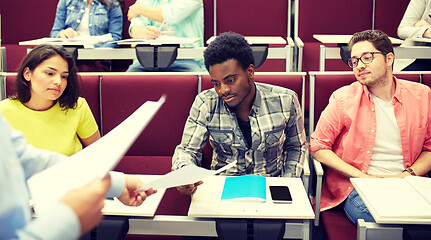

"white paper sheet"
[115,36,201,46]
[27,96,165,213]
[20,34,113,45]
[138,160,237,191]
[351,178,431,219]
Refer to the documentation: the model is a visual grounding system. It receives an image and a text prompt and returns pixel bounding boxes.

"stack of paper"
[351,177,431,220]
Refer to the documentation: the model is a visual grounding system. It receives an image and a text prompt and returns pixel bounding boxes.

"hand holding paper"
[136,160,237,192]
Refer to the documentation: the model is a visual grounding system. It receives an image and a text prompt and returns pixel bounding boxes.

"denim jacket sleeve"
[97,4,123,48]
[50,0,68,38]
[107,4,123,41]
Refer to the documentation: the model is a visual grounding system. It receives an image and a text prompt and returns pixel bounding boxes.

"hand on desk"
[61,176,111,236]
[58,27,78,39]
[118,175,157,206]
[176,181,203,195]
[130,25,161,40]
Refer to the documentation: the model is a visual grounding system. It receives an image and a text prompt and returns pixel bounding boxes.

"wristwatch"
[403,167,416,176]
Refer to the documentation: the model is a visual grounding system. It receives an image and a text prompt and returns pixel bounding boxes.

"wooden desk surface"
[188,176,314,219]
[313,34,404,45]
[103,175,166,217]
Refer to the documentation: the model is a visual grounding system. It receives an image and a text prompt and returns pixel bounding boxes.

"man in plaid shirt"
[172,32,307,195]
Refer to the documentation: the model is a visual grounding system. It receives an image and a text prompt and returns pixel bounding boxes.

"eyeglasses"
[348,52,385,68]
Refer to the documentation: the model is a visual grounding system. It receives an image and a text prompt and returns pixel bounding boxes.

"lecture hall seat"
[100,74,199,218]
[422,73,431,88]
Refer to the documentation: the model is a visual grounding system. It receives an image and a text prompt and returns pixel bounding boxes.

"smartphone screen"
[269,186,292,203]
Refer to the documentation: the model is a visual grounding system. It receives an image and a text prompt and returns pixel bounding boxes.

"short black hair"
[204,32,254,71]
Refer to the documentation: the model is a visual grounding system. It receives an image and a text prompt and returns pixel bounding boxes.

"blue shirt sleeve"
[107,171,125,198]
[0,112,79,239]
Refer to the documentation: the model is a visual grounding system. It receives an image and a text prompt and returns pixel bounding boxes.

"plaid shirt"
[172,83,307,177]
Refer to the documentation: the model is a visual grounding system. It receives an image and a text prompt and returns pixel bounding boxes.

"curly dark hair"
[203,32,254,71]
[13,44,81,110]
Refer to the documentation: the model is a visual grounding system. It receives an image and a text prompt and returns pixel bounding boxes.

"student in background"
[126,0,204,72]
[397,0,431,71]
[50,0,124,71]
[310,30,431,224]
[0,111,155,239]
[0,45,100,156]
[172,32,307,195]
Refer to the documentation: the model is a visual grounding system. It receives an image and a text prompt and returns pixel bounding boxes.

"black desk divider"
[250,44,269,68]
[64,46,79,61]
[135,44,179,68]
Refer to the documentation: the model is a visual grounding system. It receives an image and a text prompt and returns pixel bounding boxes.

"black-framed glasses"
[348,52,385,68]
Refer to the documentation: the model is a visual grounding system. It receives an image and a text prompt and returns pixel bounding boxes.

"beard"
[366,68,389,88]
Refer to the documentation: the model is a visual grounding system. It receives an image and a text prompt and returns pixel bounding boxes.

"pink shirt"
[310,77,431,211]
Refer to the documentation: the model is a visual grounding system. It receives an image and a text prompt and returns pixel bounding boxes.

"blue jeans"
[126,59,203,72]
[343,188,375,224]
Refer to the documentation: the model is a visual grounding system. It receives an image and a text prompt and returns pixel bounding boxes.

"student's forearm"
[139,6,164,22]
[311,149,371,178]
[410,151,431,176]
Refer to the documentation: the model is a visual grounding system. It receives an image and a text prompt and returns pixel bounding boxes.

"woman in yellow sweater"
[0,45,100,156]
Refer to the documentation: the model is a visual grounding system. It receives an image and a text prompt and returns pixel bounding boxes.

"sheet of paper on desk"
[405,176,431,204]
[407,37,431,43]
[138,160,237,191]
[19,34,113,48]
[27,95,166,213]
[40,34,112,43]
[116,36,200,45]
[351,178,431,219]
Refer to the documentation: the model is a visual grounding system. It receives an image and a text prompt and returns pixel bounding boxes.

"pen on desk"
[159,18,167,31]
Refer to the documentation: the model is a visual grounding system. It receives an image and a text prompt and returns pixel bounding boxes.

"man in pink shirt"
[310,30,431,224]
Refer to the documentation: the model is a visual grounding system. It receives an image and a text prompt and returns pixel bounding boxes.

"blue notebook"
[221,175,266,202]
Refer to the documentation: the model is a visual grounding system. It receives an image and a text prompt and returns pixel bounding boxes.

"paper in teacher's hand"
[27,96,166,214]
[137,160,237,191]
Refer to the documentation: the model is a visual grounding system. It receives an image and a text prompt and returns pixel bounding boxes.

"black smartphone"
[269,186,292,203]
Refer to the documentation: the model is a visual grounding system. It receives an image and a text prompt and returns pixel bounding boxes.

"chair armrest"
[313,158,324,226]
[301,147,311,196]
[294,37,304,47]
[294,37,304,72]
[286,36,295,47]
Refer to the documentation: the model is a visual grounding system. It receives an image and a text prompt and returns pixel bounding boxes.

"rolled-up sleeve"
[162,0,202,24]
[309,93,344,152]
